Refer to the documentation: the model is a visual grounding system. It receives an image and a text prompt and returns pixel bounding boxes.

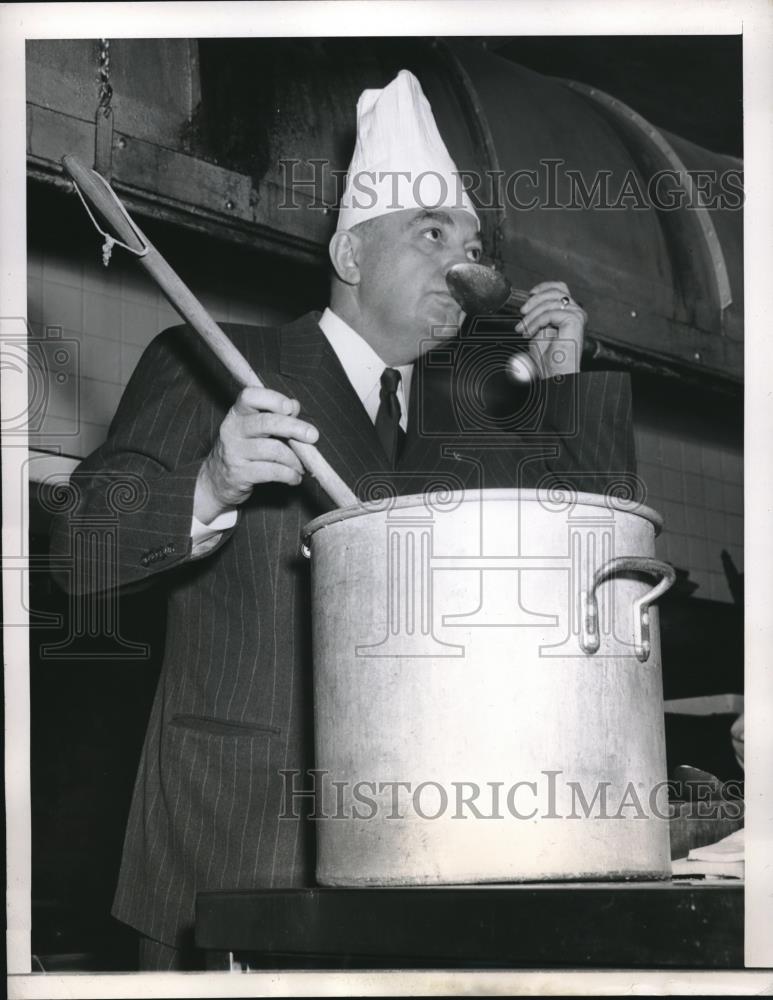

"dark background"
[491,36,742,157]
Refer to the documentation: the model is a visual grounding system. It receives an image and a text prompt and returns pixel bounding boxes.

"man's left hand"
[515,281,586,378]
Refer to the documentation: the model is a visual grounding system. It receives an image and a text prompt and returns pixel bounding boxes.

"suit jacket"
[49,311,635,948]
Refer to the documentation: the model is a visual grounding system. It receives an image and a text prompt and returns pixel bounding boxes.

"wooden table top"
[196,880,744,969]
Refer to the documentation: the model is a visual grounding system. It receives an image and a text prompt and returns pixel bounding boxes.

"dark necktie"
[375,367,405,467]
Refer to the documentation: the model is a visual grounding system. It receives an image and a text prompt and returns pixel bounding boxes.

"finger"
[245,460,304,487]
[241,437,305,474]
[521,290,574,316]
[517,303,584,336]
[525,306,584,337]
[240,412,319,443]
[233,387,302,418]
[527,280,570,297]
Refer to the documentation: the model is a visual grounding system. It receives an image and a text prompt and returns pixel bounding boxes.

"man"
[50,70,634,969]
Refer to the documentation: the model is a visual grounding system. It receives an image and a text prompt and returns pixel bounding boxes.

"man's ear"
[328,230,362,286]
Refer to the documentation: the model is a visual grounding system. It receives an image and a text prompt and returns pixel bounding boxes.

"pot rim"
[302,487,663,544]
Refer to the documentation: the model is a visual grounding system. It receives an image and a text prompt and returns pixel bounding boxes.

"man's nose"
[442,241,473,275]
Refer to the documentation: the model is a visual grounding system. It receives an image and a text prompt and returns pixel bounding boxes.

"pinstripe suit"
[49,310,635,954]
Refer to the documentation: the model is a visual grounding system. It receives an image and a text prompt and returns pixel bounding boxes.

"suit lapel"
[274,314,472,501]
[277,313,393,495]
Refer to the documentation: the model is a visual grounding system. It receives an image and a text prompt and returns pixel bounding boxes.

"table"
[196,881,743,970]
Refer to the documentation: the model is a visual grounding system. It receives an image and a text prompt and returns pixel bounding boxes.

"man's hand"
[194,387,319,524]
[515,281,586,378]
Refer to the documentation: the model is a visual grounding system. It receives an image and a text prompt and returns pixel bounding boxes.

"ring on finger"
[560,295,571,309]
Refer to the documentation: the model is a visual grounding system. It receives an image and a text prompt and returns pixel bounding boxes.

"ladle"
[62,155,357,509]
[445,262,527,316]
[445,263,541,383]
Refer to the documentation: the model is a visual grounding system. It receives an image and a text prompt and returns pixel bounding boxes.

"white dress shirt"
[190,308,413,555]
[317,307,412,431]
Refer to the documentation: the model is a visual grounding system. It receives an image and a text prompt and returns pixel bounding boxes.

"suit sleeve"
[536,370,637,488]
[49,326,238,595]
[450,369,637,493]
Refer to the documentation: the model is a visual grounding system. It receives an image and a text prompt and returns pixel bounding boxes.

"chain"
[97,38,113,119]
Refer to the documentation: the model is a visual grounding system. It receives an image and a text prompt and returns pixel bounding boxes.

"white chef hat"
[336,69,480,232]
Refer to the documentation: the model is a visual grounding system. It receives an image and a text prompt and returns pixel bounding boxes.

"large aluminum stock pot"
[301,488,675,886]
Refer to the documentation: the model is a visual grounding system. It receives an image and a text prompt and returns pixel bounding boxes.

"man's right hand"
[194,387,319,524]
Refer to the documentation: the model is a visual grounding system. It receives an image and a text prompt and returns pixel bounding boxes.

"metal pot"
[302,488,675,886]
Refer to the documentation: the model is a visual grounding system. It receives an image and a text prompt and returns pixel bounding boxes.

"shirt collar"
[318,307,413,429]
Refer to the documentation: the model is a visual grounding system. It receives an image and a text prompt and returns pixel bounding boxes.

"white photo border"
[2,1,771,995]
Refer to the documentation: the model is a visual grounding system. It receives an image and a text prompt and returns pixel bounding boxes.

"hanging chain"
[97,38,113,120]
[93,37,118,261]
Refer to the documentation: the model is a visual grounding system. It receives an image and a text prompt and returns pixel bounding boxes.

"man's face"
[353,208,483,365]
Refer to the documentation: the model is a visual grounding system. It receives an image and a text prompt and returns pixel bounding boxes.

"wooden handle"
[62,155,358,509]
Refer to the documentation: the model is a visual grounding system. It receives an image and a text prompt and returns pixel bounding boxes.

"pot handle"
[580,557,676,662]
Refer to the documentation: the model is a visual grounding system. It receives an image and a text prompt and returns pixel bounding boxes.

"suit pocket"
[169,714,281,738]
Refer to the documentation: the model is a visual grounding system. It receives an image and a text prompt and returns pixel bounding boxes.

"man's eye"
[423,227,442,242]
[467,247,482,262]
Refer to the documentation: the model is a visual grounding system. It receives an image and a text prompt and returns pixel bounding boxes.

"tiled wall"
[27,193,743,605]
[636,413,743,605]
[27,224,303,459]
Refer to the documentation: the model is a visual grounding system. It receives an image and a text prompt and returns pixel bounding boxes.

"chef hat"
[336,69,480,232]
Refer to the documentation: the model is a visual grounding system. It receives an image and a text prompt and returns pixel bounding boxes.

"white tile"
[660,435,682,470]
[80,333,121,383]
[687,535,709,572]
[120,341,146,384]
[43,251,82,288]
[83,290,123,340]
[662,532,689,571]
[683,472,703,507]
[28,413,80,446]
[704,478,724,513]
[689,567,711,598]
[701,444,723,479]
[82,256,121,294]
[725,513,743,546]
[30,421,105,460]
[661,469,683,503]
[720,449,742,483]
[642,462,663,497]
[687,505,707,539]
[121,299,160,347]
[75,420,110,457]
[661,500,685,534]
[42,281,84,333]
[41,363,80,422]
[120,268,157,305]
[78,376,124,427]
[681,440,702,474]
[722,482,743,515]
[707,510,725,541]
[157,300,181,330]
[30,330,80,409]
[198,291,227,319]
